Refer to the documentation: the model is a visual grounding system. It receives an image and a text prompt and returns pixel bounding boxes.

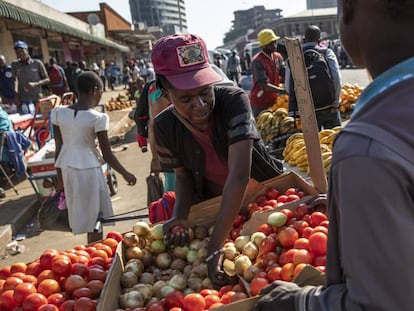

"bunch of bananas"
[256,108,296,143]
[282,126,343,175]
[268,94,289,112]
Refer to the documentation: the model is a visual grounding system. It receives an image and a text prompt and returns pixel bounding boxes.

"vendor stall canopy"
[0,0,130,52]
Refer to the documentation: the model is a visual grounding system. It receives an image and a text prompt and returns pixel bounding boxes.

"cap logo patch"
[176,43,205,67]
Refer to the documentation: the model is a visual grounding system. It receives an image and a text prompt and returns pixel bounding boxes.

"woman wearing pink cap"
[151,33,283,288]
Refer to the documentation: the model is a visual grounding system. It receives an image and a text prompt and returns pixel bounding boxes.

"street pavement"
[0,68,370,267]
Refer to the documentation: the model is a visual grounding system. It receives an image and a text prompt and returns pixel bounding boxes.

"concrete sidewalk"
[0,85,135,253]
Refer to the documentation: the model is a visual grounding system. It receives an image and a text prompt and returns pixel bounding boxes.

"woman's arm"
[52,124,64,190]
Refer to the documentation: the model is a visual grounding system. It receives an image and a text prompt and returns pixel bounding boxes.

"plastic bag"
[149,191,175,224]
[146,173,164,206]
[37,190,71,231]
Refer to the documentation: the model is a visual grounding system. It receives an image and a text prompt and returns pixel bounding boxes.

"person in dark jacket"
[151,33,283,289]
[252,1,414,310]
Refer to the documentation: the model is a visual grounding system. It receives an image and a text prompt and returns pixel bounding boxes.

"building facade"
[129,0,187,36]
[306,0,337,9]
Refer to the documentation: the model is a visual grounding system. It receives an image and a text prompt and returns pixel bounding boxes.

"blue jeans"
[315,109,341,130]
[20,101,35,115]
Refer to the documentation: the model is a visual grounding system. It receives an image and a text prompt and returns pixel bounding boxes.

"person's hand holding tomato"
[162,217,189,247]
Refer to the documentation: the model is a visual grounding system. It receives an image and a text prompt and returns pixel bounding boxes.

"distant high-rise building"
[129,0,187,35]
[306,0,337,9]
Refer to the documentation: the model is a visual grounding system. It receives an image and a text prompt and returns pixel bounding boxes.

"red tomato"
[39,250,58,270]
[87,267,106,282]
[250,277,269,296]
[279,248,298,266]
[22,293,48,311]
[294,238,310,250]
[314,255,326,266]
[146,301,165,311]
[169,308,183,311]
[218,285,233,298]
[286,194,300,202]
[309,232,327,255]
[228,292,248,303]
[51,256,72,277]
[199,289,218,297]
[10,262,27,275]
[13,282,37,305]
[95,244,113,258]
[183,293,205,311]
[232,214,246,228]
[164,290,184,309]
[265,199,278,208]
[73,297,96,311]
[255,194,268,207]
[204,294,220,308]
[230,227,242,240]
[293,249,313,265]
[247,201,261,215]
[64,275,87,295]
[260,252,279,268]
[292,220,310,236]
[171,226,185,234]
[278,227,299,248]
[72,287,93,299]
[209,302,225,309]
[256,223,273,236]
[267,266,282,282]
[309,212,328,228]
[219,291,236,304]
[25,262,42,277]
[259,236,277,254]
[71,263,88,278]
[284,188,299,196]
[86,280,104,299]
[313,226,328,236]
[265,187,280,200]
[301,227,314,239]
[279,209,294,222]
[37,279,60,298]
[59,299,75,311]
[280,263,295,282]
[102,238,119,253]
[3,276,23,291]
[106,231,123,242]
[38,304,59,311]
[276,195,288,203]
[36,270,57,286]
[319,220,329,228]
[295,203,311,220]
[0,290,17,309]
[47,293,67,307]
[294,263,307,278]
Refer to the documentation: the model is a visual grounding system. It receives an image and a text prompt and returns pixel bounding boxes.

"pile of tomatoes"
[0,231,123,311]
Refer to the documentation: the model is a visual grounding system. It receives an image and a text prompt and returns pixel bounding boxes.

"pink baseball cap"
[151,34,222,90]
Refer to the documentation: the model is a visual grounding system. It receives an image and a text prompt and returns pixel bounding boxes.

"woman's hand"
[162,217,189,248]
[123,172,137,186]
[207,252,238,290]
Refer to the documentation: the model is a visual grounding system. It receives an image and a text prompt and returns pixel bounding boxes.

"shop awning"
[0,0,130,52]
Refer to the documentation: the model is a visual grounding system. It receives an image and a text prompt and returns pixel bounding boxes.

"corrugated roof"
[0,0,130,52]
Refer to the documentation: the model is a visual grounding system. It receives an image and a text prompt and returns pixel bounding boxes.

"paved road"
[0,68,370,266]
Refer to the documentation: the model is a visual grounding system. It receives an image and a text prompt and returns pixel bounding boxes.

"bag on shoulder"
[146,173,164,206]
[148,191,175,224]
[134,81,152,138]
[48,65,63,85]
[37,190,71,232]
[303,48,335,109]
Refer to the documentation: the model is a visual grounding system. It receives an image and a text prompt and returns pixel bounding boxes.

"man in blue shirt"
[0,55,18,113]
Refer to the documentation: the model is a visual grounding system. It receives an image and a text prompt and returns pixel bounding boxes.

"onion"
[168,273,187,291]
[139,272,155,285]
[190,263,208,278]
[160,285,176,298]
[201,277,212,289]
[121,271,138,288]
[234,235,251,251]
[187,277,202,292]
[197,247,208,260]
[150,223,164,240]
[250,232,266,247]
[222,259,236,276]
[155,252,172,269]
[133,221,151,237]
[183,265,192,277]
[152,280,167,298]
[234,255,252,275]
[141,248,154,266]
[126,246,143,260]
[123,232,139,247]
[170,258,187,271]
[150,240,166,255]
[186,249,198,264]
[242,241,259,261]
[124,260,144,277]
[223,242,239,260]
[194,226,208,240]
[133,284,153,303]
[189,239,202,250]
[119,291,144,309]
[188,227,195,241]
[243,265,261,282]
[172,245,189,259]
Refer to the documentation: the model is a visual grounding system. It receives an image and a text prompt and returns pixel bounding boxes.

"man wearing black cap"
[11,41,50,115]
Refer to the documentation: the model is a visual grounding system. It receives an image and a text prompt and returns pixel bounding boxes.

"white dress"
[51,106,113,234]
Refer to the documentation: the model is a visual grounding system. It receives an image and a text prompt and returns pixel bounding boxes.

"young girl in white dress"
[51,71,136,243]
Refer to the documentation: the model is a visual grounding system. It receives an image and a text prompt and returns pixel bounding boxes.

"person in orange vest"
[249,29,286,118]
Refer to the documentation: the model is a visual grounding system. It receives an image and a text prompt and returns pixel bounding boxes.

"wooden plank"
[285,38,328,194]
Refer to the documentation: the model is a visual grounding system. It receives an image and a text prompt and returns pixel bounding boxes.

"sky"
[39,0,307,49]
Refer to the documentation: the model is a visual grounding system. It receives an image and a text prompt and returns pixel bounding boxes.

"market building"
[0,0,132,67]
[307,0,337,9]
